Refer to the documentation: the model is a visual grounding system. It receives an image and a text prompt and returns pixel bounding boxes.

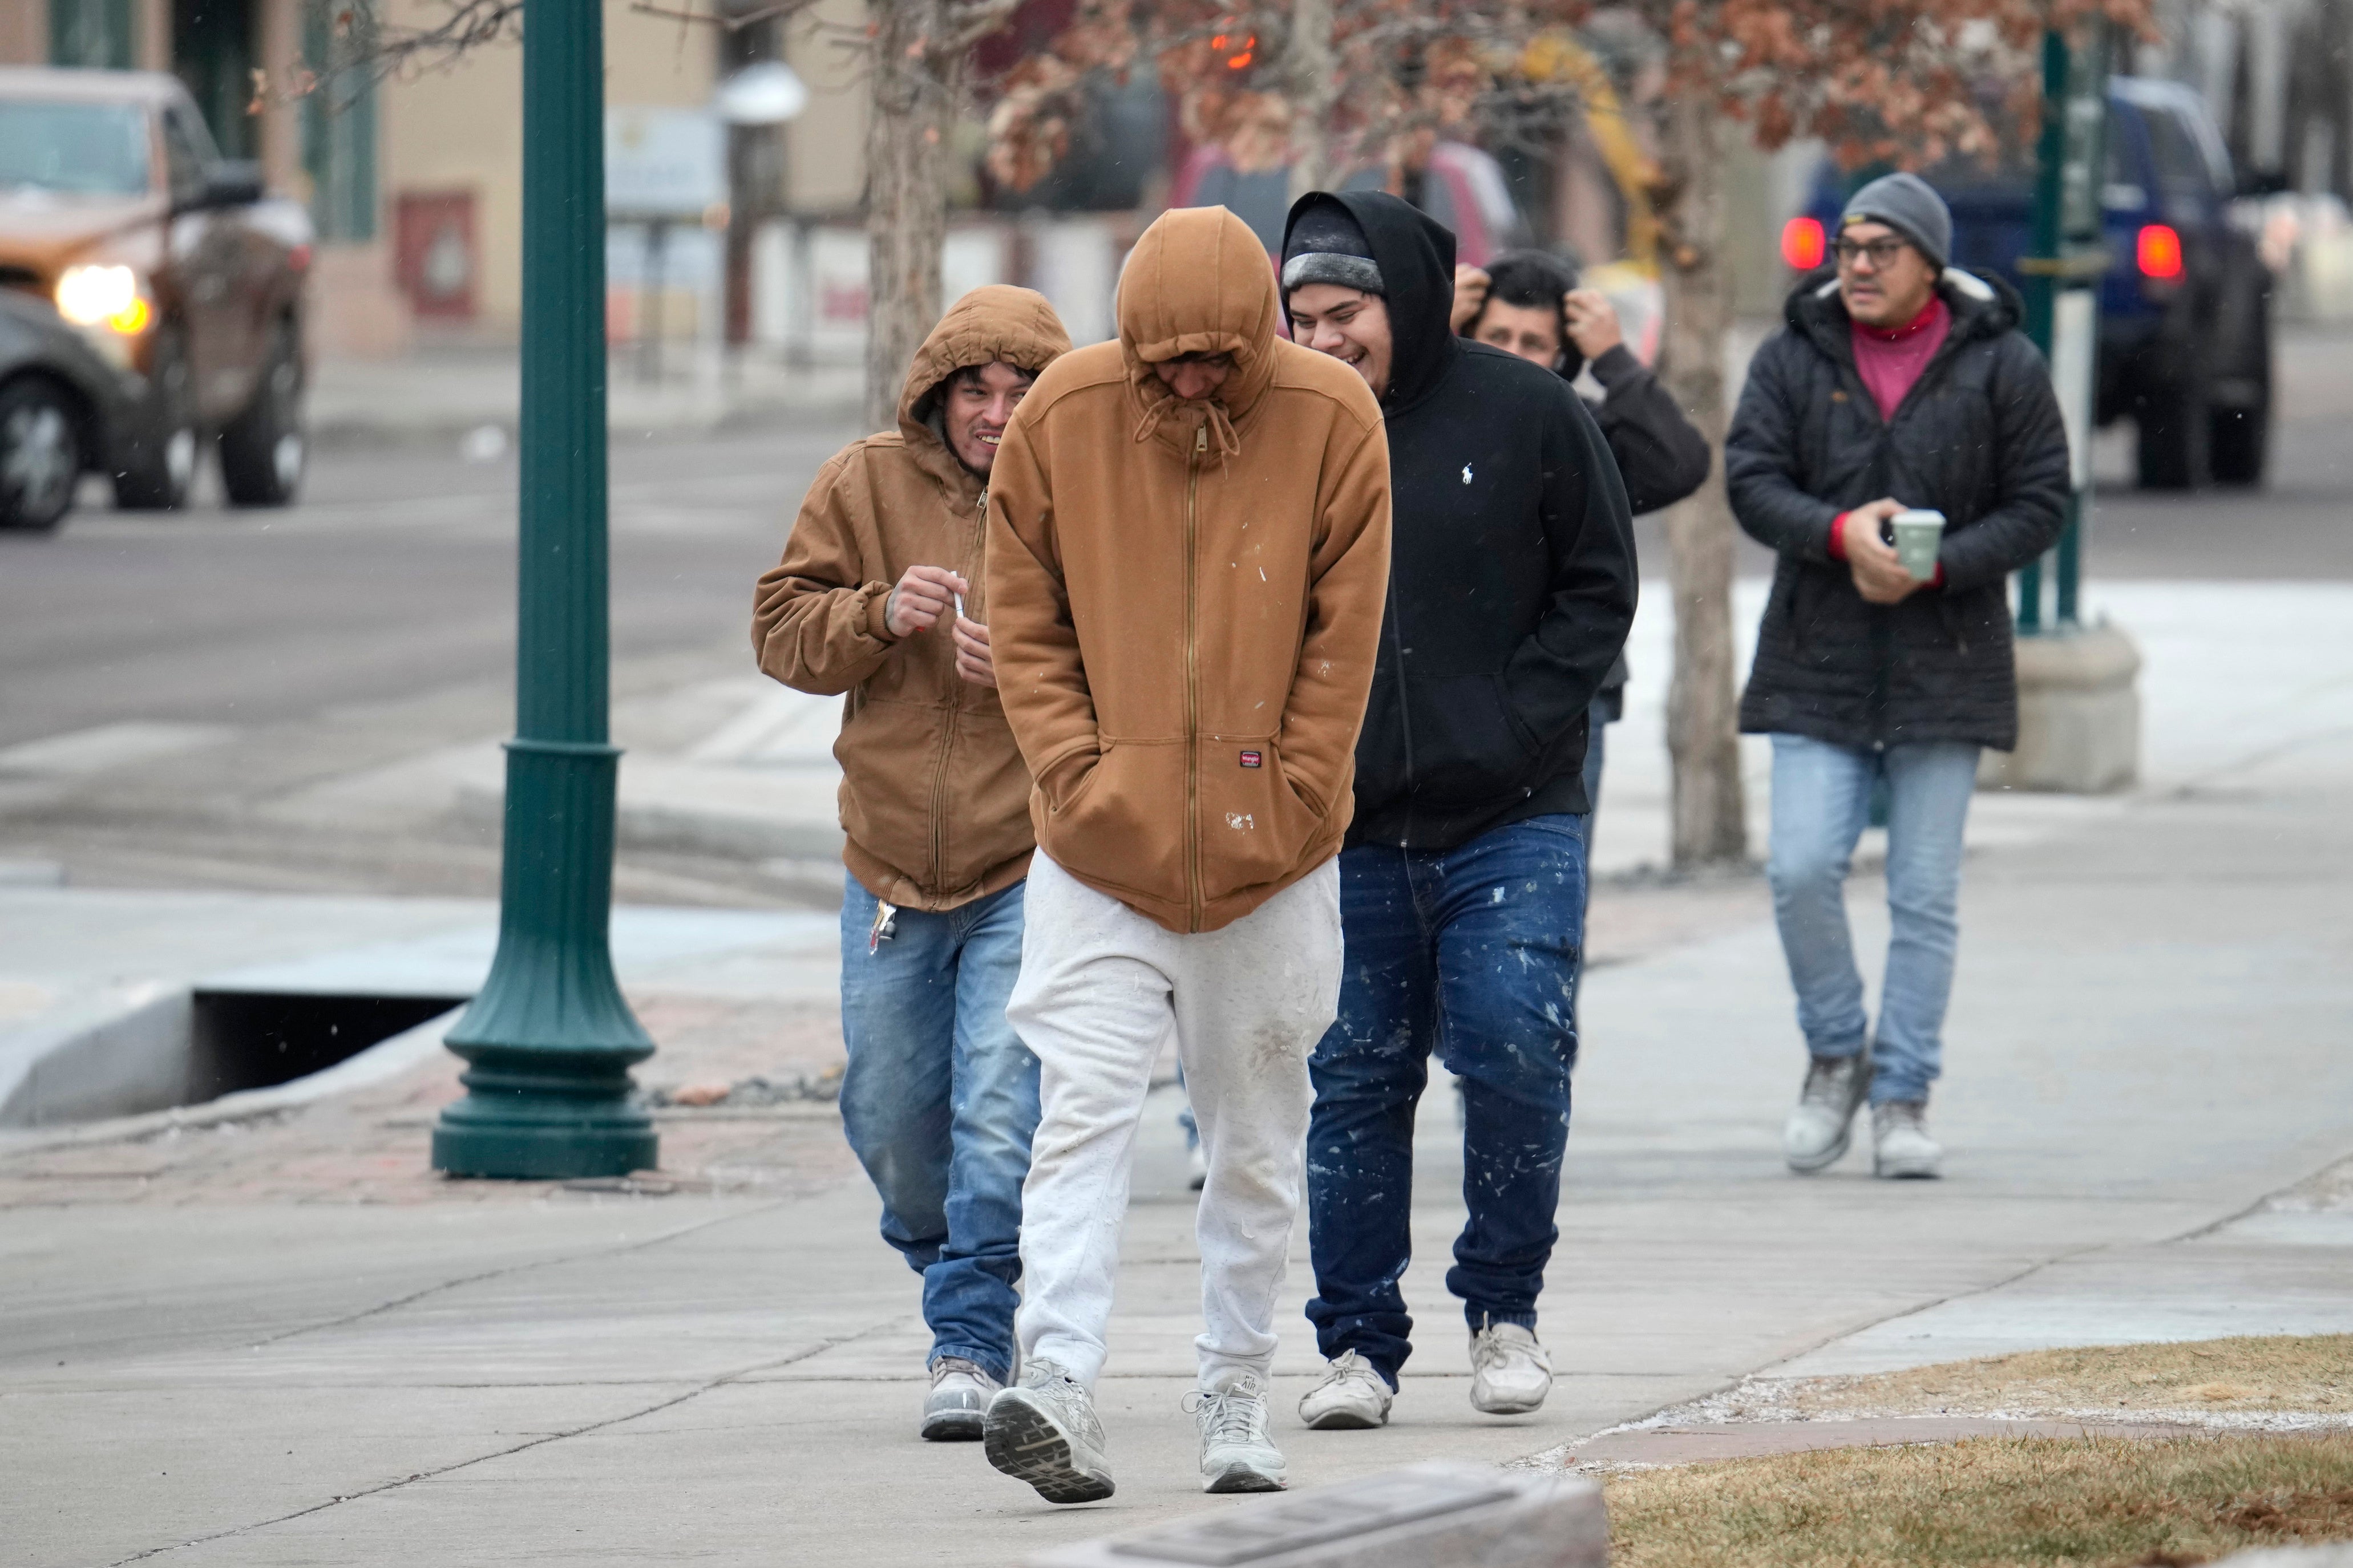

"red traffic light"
[2137,222,2184,279]
[1781,216,1826,271]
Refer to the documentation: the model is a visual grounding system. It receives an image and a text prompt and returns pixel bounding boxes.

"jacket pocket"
[1039,739,1187,905]
[1401,672,1539,808]
[1196,737,1325,905]
[834,696,951,889]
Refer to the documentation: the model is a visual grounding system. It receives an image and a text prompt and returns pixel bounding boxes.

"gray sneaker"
[983,1358,1115,1504]
[920,1355,1000,1442]
[1785,1054,1872,1172]
[1189,1374,1286,1493]
[1467,1320,1552,1415]
[1297,1351,1392,1430]
[1873,1100,1944,1179]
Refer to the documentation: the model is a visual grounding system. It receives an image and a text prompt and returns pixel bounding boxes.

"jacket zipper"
[1186,423,1204,929]
[924,483,986,893]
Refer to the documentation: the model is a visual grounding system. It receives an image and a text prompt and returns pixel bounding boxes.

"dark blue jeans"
[838,876,1038,1383]
[1304,815,1587,1387]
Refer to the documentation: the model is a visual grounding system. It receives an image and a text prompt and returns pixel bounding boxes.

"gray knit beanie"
[1840,172,1952,273]
[1281,200,1384,296]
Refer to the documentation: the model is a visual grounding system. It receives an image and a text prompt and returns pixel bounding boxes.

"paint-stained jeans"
[838,875,1038,1384]
[1766,734,1980,1106]
[1305,815,1587,1388]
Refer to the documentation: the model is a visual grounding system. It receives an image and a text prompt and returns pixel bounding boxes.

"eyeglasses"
[1834,237,1911,270]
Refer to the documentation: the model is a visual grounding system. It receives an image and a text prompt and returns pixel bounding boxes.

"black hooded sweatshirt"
[1283,192,1638,851]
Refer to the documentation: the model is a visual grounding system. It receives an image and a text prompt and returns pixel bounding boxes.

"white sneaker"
[1873,1100,1944,1179]
[1187,1140,1208,1192]
[983,1358,1115,1504]
[1785,1054,1872,1172]
[1189,1373,1287,1493]
[920,1355,1000,1441]
[1298,1351,1392,1429]
[1468,1320,1552,1415]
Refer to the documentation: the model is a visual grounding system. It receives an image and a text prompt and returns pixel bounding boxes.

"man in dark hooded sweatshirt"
[1281,191,1637,1430]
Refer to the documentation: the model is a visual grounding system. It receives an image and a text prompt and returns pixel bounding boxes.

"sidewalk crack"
[108,1320,896,1565]
[245,1202,782,1350]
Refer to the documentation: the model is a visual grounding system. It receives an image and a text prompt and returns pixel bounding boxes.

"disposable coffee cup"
[1891,508,1946,581]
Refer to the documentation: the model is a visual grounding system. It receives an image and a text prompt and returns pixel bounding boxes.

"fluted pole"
[432,0,657,1180]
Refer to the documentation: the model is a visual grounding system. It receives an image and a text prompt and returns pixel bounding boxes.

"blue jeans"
[1304,815,1587,1387]
[1766,735,1980,1105]
[838,876,1039,1383]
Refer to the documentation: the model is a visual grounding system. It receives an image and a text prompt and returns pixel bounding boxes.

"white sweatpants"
[1006,850,1343,1392]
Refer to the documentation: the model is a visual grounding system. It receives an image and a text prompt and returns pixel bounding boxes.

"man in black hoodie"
[1280,191,1637,1430]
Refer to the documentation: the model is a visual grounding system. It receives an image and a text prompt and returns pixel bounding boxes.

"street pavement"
[2,671,2348,1565]
[0,329,2348,1565]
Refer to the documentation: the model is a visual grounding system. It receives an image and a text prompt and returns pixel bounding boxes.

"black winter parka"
[1726,269,2069,752]
[1284,191,1638,850]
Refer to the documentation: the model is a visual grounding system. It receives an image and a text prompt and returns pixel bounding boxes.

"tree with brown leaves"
[985,0,2151,868]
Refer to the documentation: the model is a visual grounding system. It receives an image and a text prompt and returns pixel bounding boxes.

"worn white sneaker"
[1297,1351,1393,1430]
[1469,1320,1553,1414]
[1873,1100,1944,1179]
[920,1355,1000,1442]
[984,1358,1115,1504]
[1189,1373,1287,1493]
[1785,1054,1873,1172]
[1187,1140,1208,1192]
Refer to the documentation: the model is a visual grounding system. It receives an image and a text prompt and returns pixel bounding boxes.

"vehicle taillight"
[2137,224,2183,279]
[1781,216,1826,271]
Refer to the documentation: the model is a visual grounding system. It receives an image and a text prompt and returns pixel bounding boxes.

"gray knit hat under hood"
[1839,172,1952,273]
[1280,198,1385,296]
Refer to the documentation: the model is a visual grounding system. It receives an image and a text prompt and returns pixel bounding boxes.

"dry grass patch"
[1604,1432,2353,1568]
[1761,1336,2353,1420]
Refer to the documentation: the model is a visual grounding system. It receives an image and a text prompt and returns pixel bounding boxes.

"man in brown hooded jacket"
[753,285,1069,1444]
[975,206,1391,1504]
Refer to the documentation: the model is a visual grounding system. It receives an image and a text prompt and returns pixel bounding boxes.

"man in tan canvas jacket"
[975,206,1392,1504]
[752,285,1069,1445]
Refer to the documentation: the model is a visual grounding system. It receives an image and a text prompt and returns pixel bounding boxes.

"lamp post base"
[432,1047,657,1179]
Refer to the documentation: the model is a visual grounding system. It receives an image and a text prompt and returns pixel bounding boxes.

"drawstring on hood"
[1117,206,1279,468]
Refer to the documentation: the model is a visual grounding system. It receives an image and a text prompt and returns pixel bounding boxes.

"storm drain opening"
[188,990,471,1102]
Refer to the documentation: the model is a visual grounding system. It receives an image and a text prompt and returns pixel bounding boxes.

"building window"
[302,2,378,242]
[50,0,135,69]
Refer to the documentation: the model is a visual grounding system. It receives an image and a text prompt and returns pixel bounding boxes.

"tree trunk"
[1651,96,1749,868]
[1285,0,1337,200]
[864,1,959,432]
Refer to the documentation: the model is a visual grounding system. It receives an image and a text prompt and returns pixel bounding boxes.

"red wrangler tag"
[1239,750,1262,768]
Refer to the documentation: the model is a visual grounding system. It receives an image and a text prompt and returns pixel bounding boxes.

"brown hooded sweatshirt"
[987,206,1392,935]
[753,285,1072,911]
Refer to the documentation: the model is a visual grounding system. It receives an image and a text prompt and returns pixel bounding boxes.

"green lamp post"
[2018,21,2113,635]
[432,0,657,1180]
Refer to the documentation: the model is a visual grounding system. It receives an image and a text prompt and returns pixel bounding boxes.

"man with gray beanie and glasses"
[1725,171,2068,1180]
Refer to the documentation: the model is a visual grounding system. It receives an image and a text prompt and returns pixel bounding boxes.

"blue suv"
[1793,78,2273,488]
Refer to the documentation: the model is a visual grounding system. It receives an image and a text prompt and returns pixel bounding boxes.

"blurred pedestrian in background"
[1724,173,2069,1181]
[751,286,1069,1441]
[1451,250,1708,816]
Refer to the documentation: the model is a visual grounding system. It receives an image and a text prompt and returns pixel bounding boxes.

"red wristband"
[1827,512,1850,561]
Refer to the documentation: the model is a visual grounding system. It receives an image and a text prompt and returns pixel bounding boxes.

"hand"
[1839,499,1924,605]
[884,564,967,639]
[1562,289,1624,360]
[1450,264,1490,334]
[952,614,995,688]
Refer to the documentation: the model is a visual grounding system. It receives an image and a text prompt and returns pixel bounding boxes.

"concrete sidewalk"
[2,632,2350,1565]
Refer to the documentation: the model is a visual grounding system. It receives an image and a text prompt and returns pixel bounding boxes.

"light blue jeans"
[838,875,1038,1383]
[1766,734,1980,1105]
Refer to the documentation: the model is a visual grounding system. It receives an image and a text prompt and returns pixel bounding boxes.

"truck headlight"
[56,265,151,334]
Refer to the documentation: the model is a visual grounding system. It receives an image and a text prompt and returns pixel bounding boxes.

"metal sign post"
[2019,21,2112,635]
